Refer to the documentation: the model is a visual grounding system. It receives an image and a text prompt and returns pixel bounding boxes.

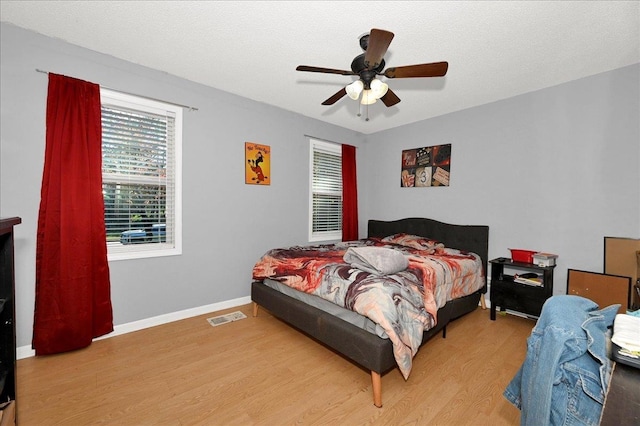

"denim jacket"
[504,295,619,426]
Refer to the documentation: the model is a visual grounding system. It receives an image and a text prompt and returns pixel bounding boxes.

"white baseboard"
[17,296,252,360]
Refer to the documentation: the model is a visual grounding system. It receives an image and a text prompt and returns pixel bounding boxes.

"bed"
[251,217,489,407]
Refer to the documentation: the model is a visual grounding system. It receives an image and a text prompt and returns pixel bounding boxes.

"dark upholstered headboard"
[368,217,489,286]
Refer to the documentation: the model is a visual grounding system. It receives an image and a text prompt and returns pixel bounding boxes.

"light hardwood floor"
[17,304,534,425]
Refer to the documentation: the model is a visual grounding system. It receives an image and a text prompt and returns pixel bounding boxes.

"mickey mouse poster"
[245,142,271,185]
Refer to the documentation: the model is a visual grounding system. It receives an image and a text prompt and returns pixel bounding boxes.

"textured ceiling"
[1,1,638,134]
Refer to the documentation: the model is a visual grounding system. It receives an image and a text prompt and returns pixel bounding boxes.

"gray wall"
[362,63,640,292]
[0,24,366,348]
[2,23,639,350]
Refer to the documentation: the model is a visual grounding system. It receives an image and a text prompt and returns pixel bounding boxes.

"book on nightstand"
[513,273,543,286]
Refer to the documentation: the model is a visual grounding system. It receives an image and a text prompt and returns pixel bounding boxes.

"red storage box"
[509,249,536,263]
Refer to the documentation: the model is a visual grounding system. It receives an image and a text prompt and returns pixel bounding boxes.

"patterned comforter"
[252,234,485,379]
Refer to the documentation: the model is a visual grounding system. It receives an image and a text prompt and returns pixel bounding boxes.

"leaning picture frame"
[566,269,630,313]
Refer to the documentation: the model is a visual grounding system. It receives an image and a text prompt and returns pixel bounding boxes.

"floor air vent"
[206,311,247,327]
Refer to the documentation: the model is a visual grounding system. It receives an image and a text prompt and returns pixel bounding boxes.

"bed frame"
[251,217,489,407]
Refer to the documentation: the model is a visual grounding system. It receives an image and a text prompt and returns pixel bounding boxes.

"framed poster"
[245,142,270,185]
[401,143,451,187]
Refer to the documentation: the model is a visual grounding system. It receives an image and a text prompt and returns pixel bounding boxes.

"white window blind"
[100,89,182,260]
[309,139,342,241]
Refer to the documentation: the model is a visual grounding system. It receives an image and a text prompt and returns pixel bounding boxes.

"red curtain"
[33,74,113,355]
[341,144,359,241]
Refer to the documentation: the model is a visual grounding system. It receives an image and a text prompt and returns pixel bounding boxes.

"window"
[309,139,342,241]
[100,89,182,260]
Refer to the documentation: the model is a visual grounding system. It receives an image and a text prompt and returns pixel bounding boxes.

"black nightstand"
[489,258,555,320]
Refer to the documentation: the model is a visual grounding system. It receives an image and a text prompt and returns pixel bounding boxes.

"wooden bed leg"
[371,371,382,408]
[480,293,487,310]
[252,302,259,317]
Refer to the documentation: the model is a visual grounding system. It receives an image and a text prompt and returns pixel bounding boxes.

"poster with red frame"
[245,142,270,185]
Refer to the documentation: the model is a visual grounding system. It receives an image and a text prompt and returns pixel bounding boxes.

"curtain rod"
[304,135,359,148]
[35,69,199,112]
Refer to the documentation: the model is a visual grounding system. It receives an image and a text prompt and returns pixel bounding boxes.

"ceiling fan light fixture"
[370,78,388,99]
[360,89,377,105]
[346,80,364,100]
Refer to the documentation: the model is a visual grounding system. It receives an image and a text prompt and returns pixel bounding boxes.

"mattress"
[263,278,388,338]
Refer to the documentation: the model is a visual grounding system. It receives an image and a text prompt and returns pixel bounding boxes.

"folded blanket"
[612,313,640,352]
[343,246,409,276]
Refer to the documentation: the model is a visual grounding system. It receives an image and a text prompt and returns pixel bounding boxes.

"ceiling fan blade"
[321,88,347,105]
[380,89,401,107]
[364,29,394,70]
[296,65,355,76]
[384,61,449,79]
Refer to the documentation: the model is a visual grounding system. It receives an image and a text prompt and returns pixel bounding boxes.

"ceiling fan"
[296,29,448,118]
